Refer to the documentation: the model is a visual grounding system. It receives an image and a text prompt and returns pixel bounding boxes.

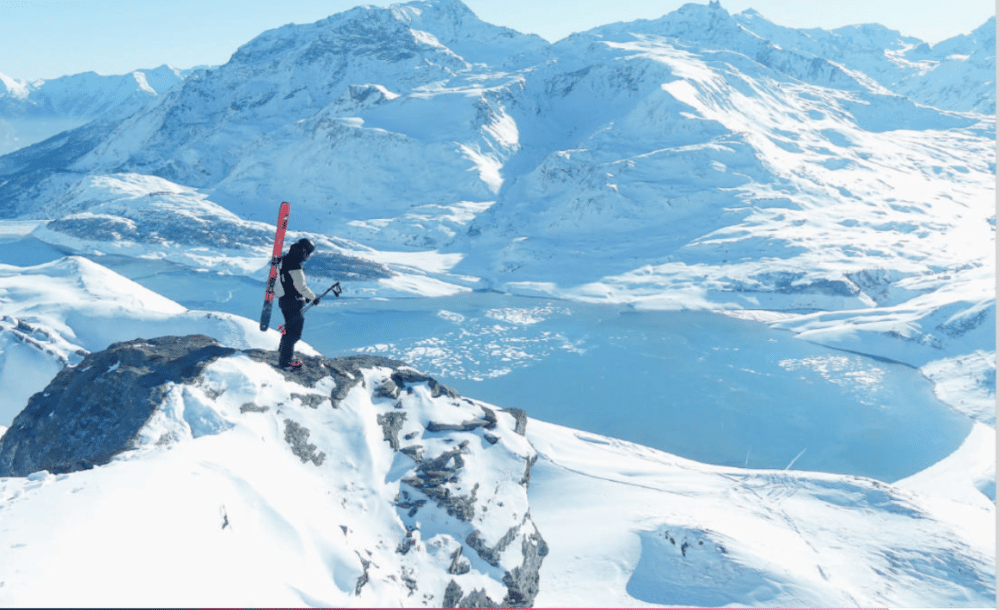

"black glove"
[312,297,321,306]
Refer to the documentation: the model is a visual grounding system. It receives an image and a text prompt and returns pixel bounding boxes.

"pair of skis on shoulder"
[259,201,341,333]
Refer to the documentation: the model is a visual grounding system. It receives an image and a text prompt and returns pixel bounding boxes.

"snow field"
[526,418,996,607]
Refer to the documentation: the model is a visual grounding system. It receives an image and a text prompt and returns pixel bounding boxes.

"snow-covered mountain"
[0,0,994,606]
[0,65,192,155]
[0,1,991,287]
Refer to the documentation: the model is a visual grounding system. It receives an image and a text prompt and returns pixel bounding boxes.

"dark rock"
[401,442,484,521]
[480,406,498,428]
[355,553,371,596]
[465,518,548,607]
[396,528,416,555]
[449,546,472,575]
[426,418,493,433]
[520,454,538,487]
[503,408,528,436]
[374,378,401,400]
[401,569,418,596]
[442,580,464,608]
[0,335,233,477]
[400,445,424,463]
[502,526,549,608]
[239,402,269,413]
[391,368,460,399]
[377,411,407,450]
[466,526,516,568]
[283,419,326,466]
[291,393,328,409]
[395,489,428,518]
[443,580,499,608]
[242,349,408,406]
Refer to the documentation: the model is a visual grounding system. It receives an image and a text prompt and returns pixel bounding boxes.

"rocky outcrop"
[380,372,547,607]
[0,334,547,607]
[0,335,234,476]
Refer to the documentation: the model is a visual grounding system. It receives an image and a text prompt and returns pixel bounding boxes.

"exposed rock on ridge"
[0,334,546,607]
[0,335,235,476]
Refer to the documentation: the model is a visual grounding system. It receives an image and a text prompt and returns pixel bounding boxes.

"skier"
[275,238,319,369]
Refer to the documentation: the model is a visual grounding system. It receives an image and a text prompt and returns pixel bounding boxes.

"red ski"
[259,201,291,331]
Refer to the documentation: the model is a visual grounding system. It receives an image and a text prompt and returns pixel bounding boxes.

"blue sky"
[0,0,994,81]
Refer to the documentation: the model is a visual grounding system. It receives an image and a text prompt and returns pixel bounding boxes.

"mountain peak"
[0,72,30,99]
[390,0,550,64]
[573,1,746,46]
[396,0,478,20]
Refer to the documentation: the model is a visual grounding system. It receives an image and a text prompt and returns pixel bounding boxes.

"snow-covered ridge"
[0,334,546,607]
[0,72,30,100]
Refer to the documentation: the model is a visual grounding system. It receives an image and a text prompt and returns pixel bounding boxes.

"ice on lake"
[7,244,972,485]
[305,294,972,483]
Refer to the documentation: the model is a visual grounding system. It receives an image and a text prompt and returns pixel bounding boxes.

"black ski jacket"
[275,243,317,303]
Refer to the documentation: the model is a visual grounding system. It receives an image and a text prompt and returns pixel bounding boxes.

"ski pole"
[302,282,342,314]
[279,283,341,335]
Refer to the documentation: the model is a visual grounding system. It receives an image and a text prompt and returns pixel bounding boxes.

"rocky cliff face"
[0,334,546,607]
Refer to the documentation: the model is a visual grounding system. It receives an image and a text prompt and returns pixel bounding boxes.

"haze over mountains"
[0,0,994,606]
[0,65,193,155]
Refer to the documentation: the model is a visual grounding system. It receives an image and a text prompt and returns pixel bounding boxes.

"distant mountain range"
[0,0,992,333]
[0,65,195,155]
[732,11,995,114]
[0,4,991,158]
[0,0,991,294]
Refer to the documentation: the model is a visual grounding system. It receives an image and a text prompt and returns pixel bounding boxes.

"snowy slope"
[0,334,992,607]
[0,65,190,155]
[526,418,995,607]
[22,172,470,297]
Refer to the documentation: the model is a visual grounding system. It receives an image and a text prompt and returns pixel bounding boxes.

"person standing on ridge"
[275,238,319,370]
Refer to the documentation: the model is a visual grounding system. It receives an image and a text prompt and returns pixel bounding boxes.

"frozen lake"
[141,268,971,484]
[0,243,972,485]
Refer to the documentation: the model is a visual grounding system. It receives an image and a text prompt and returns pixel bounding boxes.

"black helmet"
[297,238,315,256]
[289,238,315,262]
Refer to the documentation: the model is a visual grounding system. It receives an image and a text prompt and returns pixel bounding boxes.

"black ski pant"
[278,296,304,366]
